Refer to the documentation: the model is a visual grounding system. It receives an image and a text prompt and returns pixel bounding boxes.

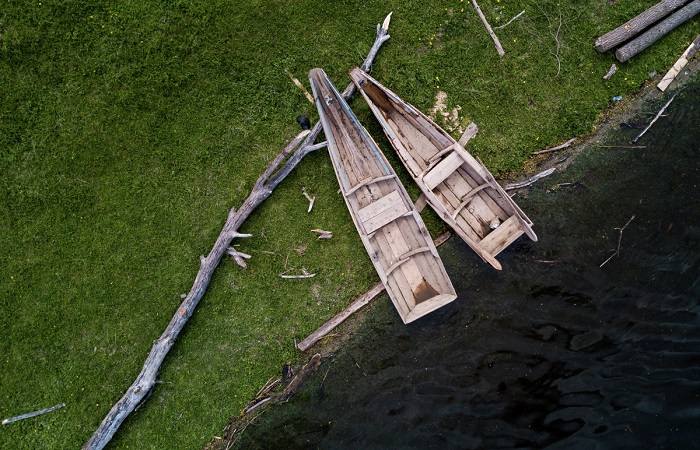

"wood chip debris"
[311,228,333,239]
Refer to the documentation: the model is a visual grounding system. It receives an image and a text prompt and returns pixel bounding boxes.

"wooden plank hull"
[349,67,537,270]
[309,68,457,324]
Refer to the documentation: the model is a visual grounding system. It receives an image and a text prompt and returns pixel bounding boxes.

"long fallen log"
[657,33,700,90]
[595,0,690,53]
[82,13,393,450]
[615,0,700,62]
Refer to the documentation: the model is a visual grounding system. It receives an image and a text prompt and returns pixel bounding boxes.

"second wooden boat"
[349,67,537,270]
[309,68,457,324]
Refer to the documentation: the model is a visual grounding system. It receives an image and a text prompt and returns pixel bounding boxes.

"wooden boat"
[349,67,537,270]
[309,68,457,324]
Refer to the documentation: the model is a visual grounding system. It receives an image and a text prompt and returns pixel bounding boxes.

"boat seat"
[345,174,397,197]
[384,246,433,277]
[478,215,524,256]
[358,190,410,234]
[450,182,493,219]
[421,150,464,191]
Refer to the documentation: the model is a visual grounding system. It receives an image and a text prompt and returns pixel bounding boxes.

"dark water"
[236,75,700,449]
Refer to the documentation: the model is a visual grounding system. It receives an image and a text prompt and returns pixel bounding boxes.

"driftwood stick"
[658,34,700,91]
[603,63,618,80]
[504,168,556,191]
[595,0,690,53]
[615,0,700,62]
[632,94,677,143]
[2,403,65,425]
[297,231,452,351]
[83,14,393,450]
[532,138,576,155]
[600,215,636,267]
[494,10,525,30]
[471,0,505,57]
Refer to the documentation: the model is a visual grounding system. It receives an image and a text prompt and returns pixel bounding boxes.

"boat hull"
[309,68,457,323]
[350,67,537,270]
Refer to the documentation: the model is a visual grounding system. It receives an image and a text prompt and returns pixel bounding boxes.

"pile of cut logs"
[595,0,699,62]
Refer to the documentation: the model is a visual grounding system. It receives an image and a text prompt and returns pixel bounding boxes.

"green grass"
[1,0,697,448]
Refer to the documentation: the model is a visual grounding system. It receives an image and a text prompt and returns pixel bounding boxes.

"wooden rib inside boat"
[309,68,457,324]
[349,67,537,270]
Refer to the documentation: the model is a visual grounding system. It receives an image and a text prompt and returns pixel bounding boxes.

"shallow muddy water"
[235,74,699,449]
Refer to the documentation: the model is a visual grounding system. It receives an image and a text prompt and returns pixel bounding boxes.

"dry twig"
[504,167,556,190]
[532,137,576,155]
[632,94,676,143]
[603,63,618,80]
[600,215,636,267]
[494,10,525,30]
[2,404,65,425]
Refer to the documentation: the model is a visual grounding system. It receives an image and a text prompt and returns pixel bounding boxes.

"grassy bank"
[1,1,697,448]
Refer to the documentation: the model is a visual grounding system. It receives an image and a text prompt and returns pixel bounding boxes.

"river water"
[234,74,699,449]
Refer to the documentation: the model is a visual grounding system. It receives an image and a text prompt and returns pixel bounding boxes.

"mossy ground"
[1,1,697,448]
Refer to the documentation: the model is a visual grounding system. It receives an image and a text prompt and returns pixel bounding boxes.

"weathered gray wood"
[615,0,700,62]
[471,0,505,56]
[658,34,700,90]
[309,67,456,324]
[350,68,537,271]
[2,404,65,425]
[632,94,677,143]
[82,14,393,450]
[595,0,690,53]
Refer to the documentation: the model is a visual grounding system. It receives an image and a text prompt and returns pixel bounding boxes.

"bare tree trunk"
[82,14,393,450]
[615,0,700,62]
[471,0,505,57]
[595,0,691,53]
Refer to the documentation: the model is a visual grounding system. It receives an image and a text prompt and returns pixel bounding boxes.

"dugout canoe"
[349,67,537,270]
[309,68,457,324]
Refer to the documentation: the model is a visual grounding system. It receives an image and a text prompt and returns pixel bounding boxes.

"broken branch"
[471,0,505,57]
[504,167,556,191]
[2,403,65,425]
[494,10,525,30]
[603,63,618,80]
[600,215,636,268]
[632,94,676,143]
[532,138,576,155]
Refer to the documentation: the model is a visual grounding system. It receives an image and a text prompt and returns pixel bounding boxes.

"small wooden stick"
[279,268,316,279]
[284,69,315,104]
[494,10,525,30]
[632,94,676,143]
[2,404,65,425]
[225,247,252,269]
[471,0,505,57]
[302,187,316,213]
[532,138,576,155]
[311,228,332,239]
[603,63,618,80]
[504,167,556,190]
[600,215,636,267]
